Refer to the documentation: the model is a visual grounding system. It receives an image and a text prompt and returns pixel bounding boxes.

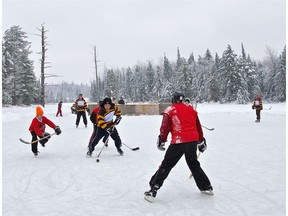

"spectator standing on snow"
[144,92,213,202]
[56,101,63,117]
[87,97,123,156]
[252,94,263,122]
[118,97,125,105]
[73,94,90,128]
[29,105,62,156]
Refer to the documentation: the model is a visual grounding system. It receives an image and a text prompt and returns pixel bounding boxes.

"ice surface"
[2,103,286,216]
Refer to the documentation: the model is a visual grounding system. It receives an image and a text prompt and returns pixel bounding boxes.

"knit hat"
[103,97,112,105]
[36,105,44,116]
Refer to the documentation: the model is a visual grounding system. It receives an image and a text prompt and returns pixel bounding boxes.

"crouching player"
[29,105,61,156]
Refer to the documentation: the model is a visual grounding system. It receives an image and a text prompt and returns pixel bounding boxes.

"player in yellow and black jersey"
[87,97,123,156]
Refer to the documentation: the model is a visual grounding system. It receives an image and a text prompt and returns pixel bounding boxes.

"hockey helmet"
[171,92,185,104]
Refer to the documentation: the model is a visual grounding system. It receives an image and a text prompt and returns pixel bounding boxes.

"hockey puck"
[96,159,100,162]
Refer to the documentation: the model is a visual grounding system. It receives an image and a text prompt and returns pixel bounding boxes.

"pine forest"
[2,25,286,106]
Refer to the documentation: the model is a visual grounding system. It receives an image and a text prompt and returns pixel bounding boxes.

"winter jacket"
[58,102,62,109]
[73,98,88,112]
[118,99,125,105]
[97,104,121,129]
[29,116,56,136]
[90,106,101,124]
[160,103,203,144]
[253,98,263,110]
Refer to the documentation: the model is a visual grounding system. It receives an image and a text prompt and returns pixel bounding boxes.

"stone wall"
[88,103,171,115]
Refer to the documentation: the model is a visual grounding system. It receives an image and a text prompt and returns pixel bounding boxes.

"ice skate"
[201,186,214,195]
[33,151,40,157]
[117,147,124,156]
[86,150,92,157]
[144,185,159,203]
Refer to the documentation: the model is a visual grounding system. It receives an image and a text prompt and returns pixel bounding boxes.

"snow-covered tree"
[262,47,279,101]
[208,53,221,102]
[218,45,242,103]
[2,25,37,105]
[146,61,155,101]
[125,67,134,102]
[162,54,174,101]
[275,46,286,102]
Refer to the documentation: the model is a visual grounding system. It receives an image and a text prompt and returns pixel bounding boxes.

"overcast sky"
[2,0,286,84]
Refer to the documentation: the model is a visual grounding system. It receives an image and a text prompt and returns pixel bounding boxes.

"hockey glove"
[157,135,166,151]
[198,138,207,153]
[106,127,114,135]
[252,105,255,110]
[114,116,122,125]
[86,108,91,115]
[54,126,61,135]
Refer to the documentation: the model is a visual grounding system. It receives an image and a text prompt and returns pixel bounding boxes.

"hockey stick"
[95,125,116,161]
[189,152,201,178]
[20,133,56,144]
[122,143,140,151]
[95,136,110,162]
[263,106,272,110]
[201,125,215,131]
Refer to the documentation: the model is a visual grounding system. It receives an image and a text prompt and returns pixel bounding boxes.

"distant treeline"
[2,25,286,106]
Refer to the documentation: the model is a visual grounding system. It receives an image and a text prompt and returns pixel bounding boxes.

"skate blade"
[144,195,155,203]
[201,190,214,195]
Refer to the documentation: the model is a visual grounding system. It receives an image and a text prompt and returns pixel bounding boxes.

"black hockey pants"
[76,111,87,126]
[89,127,122,152]
[149,141,212,191]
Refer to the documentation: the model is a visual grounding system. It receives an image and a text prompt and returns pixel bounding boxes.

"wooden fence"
[87,103,171,115]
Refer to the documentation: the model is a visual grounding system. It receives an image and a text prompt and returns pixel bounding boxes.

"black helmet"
[171,92,185,103]
[102,97,112,105]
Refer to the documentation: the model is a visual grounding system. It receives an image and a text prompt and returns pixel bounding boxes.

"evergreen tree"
[138,64,148,102]
[162,54,173,101]
[103,68,117,98]
[237,44,251,103]
[209,53,220,102]
[2,25,37,105]
[275,46,286,102]
[187,53,197,100]
[146,61,155,101]
[155,64,164,101]
[90,79,97,102]
[125,67,134,102]
[193,50,213,102]
[178,59,190,96]
[188,52,195,65]
[218,45,241,102]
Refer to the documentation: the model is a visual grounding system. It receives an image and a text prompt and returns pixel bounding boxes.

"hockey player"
[144,92,213,202]
[73,94,90,128]
[252,94,263,122]
[87,97,123,156]
[56,101,63,117]
[88,101,108,148]
[29,105,62,156]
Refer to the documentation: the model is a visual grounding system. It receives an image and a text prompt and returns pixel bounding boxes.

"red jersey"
[160,103,203,144]
[29,116,56,136]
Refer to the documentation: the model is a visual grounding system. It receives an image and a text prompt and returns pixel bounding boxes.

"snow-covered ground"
[2,102,286,216]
